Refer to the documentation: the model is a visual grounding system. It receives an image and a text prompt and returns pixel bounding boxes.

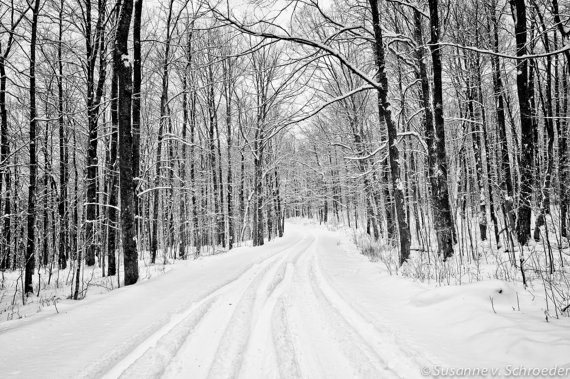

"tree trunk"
[206,52,221,247]
[25,0,42,295]
[150,0,174,263]
[424,2,455,259]
[215,107,226,247]
[274,167,284,237]
[57,0,68,270]
[0,57,11,271]
[368,0,410,265]
[510,0,533,246]
[223,54,234,249]
[132,0,142,234]
[84,0,98,267]
[114,0,138,286]
[107,74,119,276]
[179,26,192,258]
[253,131,264,246]
[151,123,163,264]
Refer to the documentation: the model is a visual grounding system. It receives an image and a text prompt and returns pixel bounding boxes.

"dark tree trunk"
[215,108,226,247]
[558,68,570,238]
[266,168,274,241]
[239,136,246,241]
[107,74,118,276]
[72,128,79,267]
[85,0,97,267]
[42,107,51,267]
[368,0,410,265]
[189,70,200,257]
[274,167,284,237]
[253,130,264,246]
[132,0,142,233]
[167,108,175,256]
[114,0,138,285]
[223,55,234,249]
[179,27,192,259]
[151,123,163,264]
[424,2,455,259]
[57,0,68,270]
[0,59,11,271]
[510,0,533,246]
[191,120,200,257]
[0,0,24,271]
[552,0,570,239]
[240,154,245,233]
[25,0,42,295]
[186,25,199,256]
[206,54,221,247]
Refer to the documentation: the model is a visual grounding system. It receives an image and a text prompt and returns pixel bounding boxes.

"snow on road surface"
[1,220,569,378]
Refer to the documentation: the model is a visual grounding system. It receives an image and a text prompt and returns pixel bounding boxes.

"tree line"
[0,0,568,301]
[216,0,569,282]
[0,0,291,297]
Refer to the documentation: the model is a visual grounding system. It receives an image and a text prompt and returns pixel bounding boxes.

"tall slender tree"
[368,0,410,264]
[425,0,456,259]
[510,0,533,247]
[114,0,138,285]
[25,0,42,295]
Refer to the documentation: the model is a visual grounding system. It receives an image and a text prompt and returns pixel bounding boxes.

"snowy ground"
[1,220,569,378]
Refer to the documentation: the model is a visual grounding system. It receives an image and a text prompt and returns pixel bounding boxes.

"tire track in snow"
[280,235,362,378]
[306,255,405,378]
[265,234,316,379]
[271,290,302,379]
[118,297,216,379]
[311,239,437,375]
[205,258,281,378]
[161,255,287,379]
[207,236,315,379]
[238,262,296,379]
[103,228,427,379]
[103,235,311,379]
[103,260,267,379]
[285,235,417,379]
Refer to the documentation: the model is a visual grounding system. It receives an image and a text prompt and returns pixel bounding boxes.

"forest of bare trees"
[0,0,568,318]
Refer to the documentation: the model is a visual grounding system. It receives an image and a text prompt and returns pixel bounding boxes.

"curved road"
[0,222,426,378]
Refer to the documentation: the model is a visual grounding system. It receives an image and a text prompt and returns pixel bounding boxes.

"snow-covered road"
[0,222,428,379]
[104,228,421,379]
[3,220,568,378]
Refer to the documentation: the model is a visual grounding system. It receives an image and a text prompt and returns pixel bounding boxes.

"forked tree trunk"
[424,1,455,259]
[368,0,410,265]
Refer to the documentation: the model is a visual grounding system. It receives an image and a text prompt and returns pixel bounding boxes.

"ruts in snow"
[104,229,422,379]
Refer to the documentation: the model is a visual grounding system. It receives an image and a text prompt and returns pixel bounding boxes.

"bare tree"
[114,0,138,285]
